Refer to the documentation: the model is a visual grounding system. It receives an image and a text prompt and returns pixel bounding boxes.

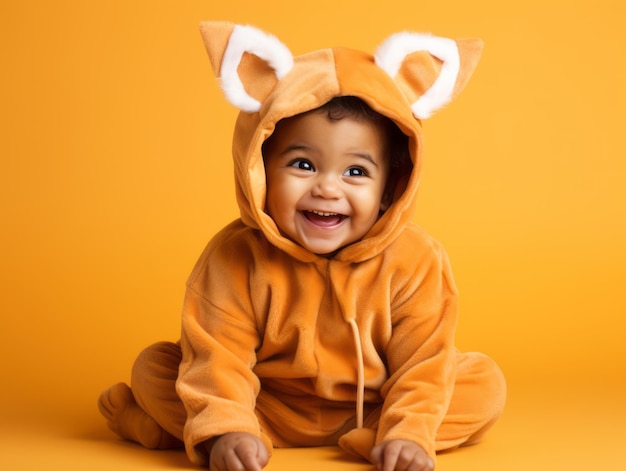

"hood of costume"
[176,21,483,465]
[201,22,482,263]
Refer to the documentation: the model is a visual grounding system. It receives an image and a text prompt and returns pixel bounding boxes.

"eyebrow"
[349,152,380,168]
[279,144,312,156]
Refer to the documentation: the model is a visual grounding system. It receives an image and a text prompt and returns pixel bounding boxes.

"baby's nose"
[312,174,342,199]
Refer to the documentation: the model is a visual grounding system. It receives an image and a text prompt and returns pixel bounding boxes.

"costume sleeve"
[376,237,459,458]
[175,226,265,466]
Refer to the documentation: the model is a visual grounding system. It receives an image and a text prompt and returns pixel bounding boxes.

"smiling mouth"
[302,210,347,227]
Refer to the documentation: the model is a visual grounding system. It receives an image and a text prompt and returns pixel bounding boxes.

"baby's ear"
[375,32,484,119]
[199,21,294,113]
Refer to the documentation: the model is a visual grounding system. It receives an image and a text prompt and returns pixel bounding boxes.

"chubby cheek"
[353,187,386,219]
[264,186,281,219]
[265,178,298,225]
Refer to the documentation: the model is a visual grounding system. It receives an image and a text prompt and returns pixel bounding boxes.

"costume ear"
[199,21,294,113]
[375,32,483,119]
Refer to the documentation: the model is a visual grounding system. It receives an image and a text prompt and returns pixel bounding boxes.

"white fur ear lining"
[375,32,460,119]
[220,25,294,113]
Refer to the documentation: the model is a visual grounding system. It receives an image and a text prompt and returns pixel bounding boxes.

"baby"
[99,22,506,471]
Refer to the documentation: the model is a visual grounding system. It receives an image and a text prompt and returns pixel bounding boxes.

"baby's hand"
[209,432,269,471]
[370,439,434,471]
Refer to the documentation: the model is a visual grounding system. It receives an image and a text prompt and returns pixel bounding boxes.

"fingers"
[254,439,270,468]
[370,440,434,471]
[223,447,259,471]
[234,439,268,471]
[210,432,269,471]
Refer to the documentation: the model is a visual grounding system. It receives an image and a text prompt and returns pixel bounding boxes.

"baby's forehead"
[265,110,390,153]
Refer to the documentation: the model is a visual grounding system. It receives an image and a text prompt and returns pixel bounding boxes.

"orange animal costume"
[100,22,506,467]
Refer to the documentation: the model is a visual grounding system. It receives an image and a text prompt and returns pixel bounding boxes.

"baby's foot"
[98,382,177,449]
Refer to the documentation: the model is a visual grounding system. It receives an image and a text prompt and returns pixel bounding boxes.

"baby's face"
[263,111,389,255]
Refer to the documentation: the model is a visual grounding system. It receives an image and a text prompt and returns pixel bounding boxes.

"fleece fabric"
[173,21,504,465]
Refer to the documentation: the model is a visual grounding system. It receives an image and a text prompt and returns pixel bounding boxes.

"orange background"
[1,1,625,469]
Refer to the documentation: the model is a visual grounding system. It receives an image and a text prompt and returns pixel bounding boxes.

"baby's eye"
[289,159,314,171]
[344,167,368,177]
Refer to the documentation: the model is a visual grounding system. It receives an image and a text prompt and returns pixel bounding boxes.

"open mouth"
[302,210,347,227]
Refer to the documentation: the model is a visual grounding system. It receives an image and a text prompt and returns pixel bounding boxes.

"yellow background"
[1,0,625,469]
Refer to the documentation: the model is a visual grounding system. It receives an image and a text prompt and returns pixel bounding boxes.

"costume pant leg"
[435,351,506,451]
[131,340,187,441]
[131,344,505,455]
[339,351,506,460]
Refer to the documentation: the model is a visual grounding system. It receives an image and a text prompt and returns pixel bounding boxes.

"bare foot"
[98,382,180,449]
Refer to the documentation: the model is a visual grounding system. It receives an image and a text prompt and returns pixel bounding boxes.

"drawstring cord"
[348,319,365,429]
